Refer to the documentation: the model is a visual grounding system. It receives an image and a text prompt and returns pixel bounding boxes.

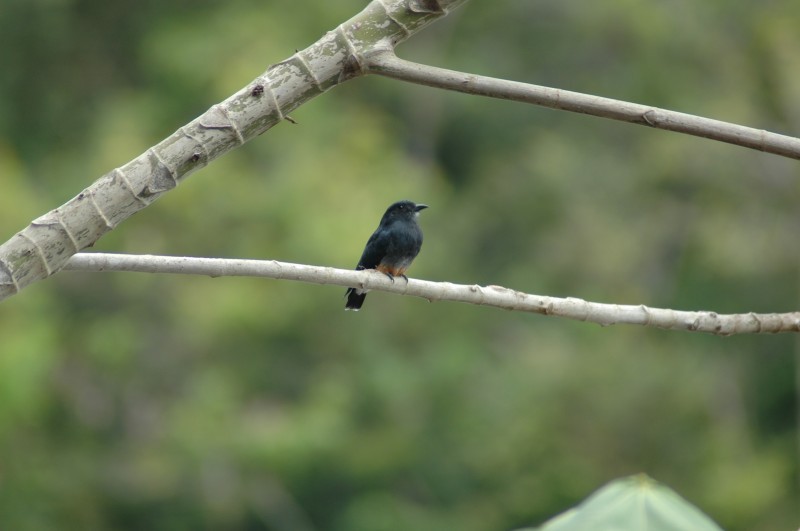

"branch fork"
[1,0,798,332]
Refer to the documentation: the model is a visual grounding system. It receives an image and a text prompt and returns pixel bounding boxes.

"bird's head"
[381,200,428,223]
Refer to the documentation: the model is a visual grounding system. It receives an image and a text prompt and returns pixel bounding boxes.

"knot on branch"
[408,0,444,14]
[338,53,365,83]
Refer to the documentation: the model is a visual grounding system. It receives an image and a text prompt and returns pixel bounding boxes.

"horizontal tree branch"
[64,253,800,335]
[364,50,800,160]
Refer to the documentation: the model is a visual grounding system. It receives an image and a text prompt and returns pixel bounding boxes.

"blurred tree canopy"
[0,1,798,530]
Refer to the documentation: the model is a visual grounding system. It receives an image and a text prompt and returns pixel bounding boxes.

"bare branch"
[364,50,800,160]
[0,0,468,303]
[64,253,800,335]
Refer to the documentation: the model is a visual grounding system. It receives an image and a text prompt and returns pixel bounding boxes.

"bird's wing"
[356,227,390,270]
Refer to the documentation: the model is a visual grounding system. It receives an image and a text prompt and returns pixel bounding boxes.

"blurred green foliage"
[1,0,799,530]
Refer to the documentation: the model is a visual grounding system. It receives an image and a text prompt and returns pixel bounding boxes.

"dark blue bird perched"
[345,200,428,311]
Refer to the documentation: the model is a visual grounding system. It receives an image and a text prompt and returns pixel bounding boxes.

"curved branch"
[364,50,800,160]
[64,253,800,335]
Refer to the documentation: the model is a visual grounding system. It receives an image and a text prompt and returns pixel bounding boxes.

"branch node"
[408,0,445,14]
[639,304,651,326]
[0,257,19,293]
[374,0,412,37]
[88,189,115,229]
[259,74,286,122]
[292,50,324,92]
[340,53,366,83]
[642,109,657,126]
[18,232,52,276]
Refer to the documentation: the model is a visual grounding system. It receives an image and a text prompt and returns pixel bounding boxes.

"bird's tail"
[345,287,366,311]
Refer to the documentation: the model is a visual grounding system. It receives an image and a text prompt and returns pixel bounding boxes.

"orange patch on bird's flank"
[376,264,407,277]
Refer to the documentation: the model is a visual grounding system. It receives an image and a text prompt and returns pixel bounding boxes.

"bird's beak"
[414,204,429,212]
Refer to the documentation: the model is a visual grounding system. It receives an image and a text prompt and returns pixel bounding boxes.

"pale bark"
[0,0,467,302]
[2,0,798,334]
[364,50,800,159]
[64,253,800,335]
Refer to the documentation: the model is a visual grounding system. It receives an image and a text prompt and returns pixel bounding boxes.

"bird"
[345,200,428,311]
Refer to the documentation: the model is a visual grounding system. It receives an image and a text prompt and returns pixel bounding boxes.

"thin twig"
[63,253,800,335]
[363,50,800,160]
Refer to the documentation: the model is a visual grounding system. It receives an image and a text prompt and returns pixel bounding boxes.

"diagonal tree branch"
[64,253,800,335]
[0,0,468,304]
[363,49,800,160]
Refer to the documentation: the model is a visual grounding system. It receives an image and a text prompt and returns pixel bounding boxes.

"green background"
[1,1,798,529]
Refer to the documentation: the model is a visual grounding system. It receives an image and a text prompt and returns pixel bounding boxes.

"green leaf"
[522,475,724,531]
